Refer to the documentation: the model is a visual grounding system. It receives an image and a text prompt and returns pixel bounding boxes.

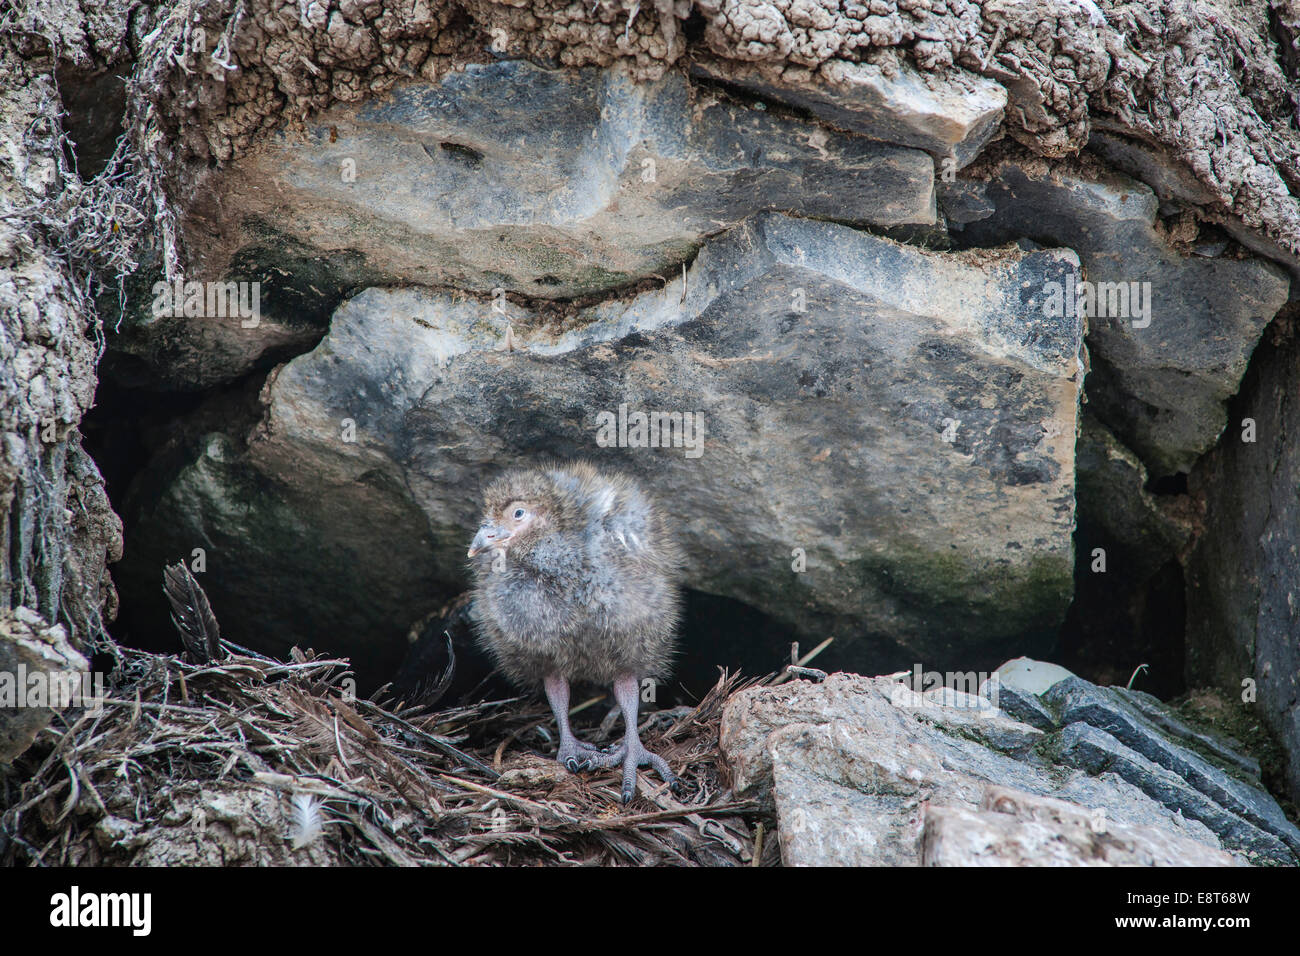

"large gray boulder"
[947,156,1291,476]
[125,59,942,391]
[119,212,1086,670]
[191,58,942,300]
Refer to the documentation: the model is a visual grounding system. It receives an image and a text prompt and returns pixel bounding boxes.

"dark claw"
[621,786,635,804]
[565,757,582,772]
[669,777,684,796]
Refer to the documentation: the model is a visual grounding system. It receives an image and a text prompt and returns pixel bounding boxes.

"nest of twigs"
[0,626,776,866]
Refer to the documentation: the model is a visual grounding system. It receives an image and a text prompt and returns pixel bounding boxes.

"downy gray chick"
[467,462,684,802]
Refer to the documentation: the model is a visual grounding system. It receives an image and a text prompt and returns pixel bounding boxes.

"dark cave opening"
[1145,471,1190,496]
[83,369,814,705]
[1057,555,1188,700]
[82,343,1213,716]
[55,65,126,180]
[84,363,1197,708]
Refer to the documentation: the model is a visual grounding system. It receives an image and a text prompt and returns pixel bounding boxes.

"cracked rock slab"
[690,53,1005,166]
[1046,677,1300,860]
[186,59,936,305]
[920,793,1238,867]
[720,673,1241,866]
[1054,722,1296,865]
[983,680,1058,731]
[1121,688,1261,782]
[126,212,1085,666]
[948,158,1291,476]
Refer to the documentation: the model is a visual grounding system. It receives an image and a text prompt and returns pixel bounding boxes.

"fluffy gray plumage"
[468,462,683,687]
[466,461,685,800]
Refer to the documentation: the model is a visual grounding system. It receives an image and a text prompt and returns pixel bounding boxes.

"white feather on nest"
[289,793,326,850]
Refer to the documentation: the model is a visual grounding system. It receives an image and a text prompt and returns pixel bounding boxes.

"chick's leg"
[611,674,680,803]
[544,673,609,771]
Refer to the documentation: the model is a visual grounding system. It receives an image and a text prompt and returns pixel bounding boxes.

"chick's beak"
[468,524,505,558]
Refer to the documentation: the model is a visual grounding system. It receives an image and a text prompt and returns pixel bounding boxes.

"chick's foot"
[555,737,621,773]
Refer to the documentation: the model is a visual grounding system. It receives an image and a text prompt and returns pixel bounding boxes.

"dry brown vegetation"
[1,635,776,865]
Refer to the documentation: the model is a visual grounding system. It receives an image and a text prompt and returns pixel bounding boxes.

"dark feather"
[411,629,457,707]
[162,562,223,662]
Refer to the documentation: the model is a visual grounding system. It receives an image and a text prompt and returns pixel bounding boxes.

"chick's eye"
[512,508,526,520]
